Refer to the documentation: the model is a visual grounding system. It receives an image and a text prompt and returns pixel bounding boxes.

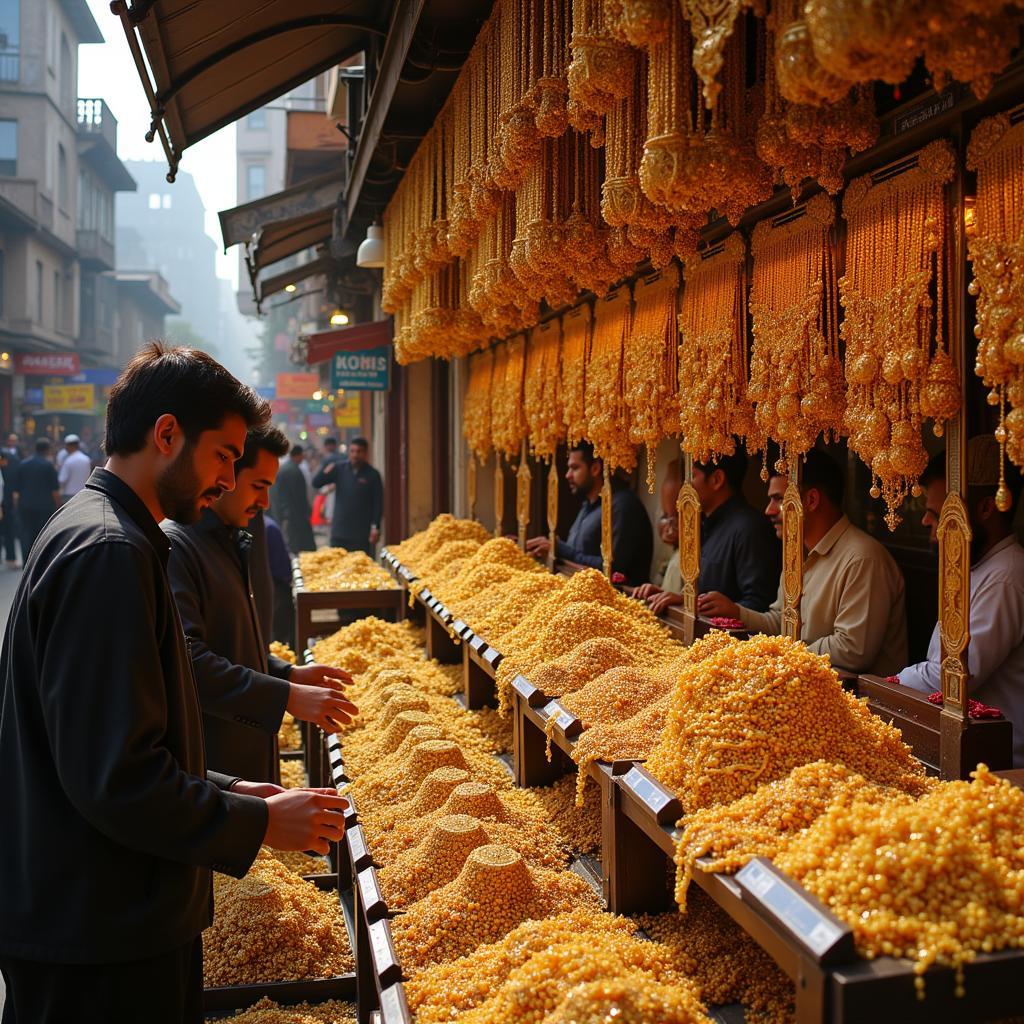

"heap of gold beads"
[748,192,845,473]
[967,112,1024,500]
[841,140,961,529]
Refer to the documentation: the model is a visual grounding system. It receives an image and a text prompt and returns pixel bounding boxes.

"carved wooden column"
[781,459,804,641]
[493,455,504,538]
[601,462,613,579]
[546,457,558,571]
[939,149,969,780]
[516,439,531,551]
[677,450,701,645]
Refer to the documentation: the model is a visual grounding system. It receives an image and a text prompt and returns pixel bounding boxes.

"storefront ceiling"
[111,0,384,181]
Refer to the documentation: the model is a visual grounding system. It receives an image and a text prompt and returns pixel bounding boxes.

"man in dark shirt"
[13,436,60,558]
[312,436,383,555]
[0,433,20,566]
[271,444,317,553]
[635,448,780,615]
[526,441,654,585]
[165,424,356,783]
[0,344,348,1023]
[264,512,297,648]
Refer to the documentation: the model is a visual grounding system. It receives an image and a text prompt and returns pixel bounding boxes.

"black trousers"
[0,505,17,561]
[19,507,53,561]
[332,535,373,557]
[0,937,202,1024]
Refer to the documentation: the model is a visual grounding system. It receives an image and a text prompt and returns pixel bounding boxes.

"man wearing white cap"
[899,434,1024,767]
[57,434,92,503]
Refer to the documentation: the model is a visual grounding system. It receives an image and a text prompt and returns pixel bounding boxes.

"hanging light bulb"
[330,310,350,327]
[356,222,385,268]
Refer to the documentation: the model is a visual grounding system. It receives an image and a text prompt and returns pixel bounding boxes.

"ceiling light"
[356,222,384,268]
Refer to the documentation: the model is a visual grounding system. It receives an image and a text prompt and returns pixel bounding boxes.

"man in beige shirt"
[699,449,907,676]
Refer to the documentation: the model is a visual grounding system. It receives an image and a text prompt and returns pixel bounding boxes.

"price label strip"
[621,766,682,825]
[368,919,402,986]
[737,859,853,962]
[357,866,387,922]
[483,646,503,668]
[542,699,582,738]
[379,984,412,1024]
[512,675,545,707]
[347,825,372,871]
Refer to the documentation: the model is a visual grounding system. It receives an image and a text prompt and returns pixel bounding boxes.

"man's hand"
[648,590,684,615]
[525,536,551,560]
[264,789,348,854]
[369,526,380,545]
[697,591,742,619]
[287,683,358,733]
[633,583,662,601]
[231,779,286,799]
[289,663,352,690]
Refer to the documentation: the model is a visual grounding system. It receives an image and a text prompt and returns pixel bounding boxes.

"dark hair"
[104,342,269,456]
[290,444,305,458]
[801,448,844,507]
[695,448,748,494]
[921,451,946,488]
[569,440,599,467]
[236,424,290,473]
[350,437,369,449]
[324,436,338,446]
[35,437,51,453]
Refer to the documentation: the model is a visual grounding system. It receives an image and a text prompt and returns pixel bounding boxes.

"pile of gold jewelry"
[298,548,394,592]
[205,850,354,986]
[387,515,491,577]
[224,998,356,1024]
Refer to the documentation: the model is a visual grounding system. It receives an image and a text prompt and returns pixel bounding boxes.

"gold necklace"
[586,286,635,472]
[968,112,1024,507]
[841,140,959,529]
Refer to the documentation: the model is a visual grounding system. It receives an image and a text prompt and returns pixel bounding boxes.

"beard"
[156,443,221,524]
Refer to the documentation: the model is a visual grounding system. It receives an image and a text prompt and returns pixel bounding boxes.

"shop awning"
[258,255,338,305]
[111,1,383,181]
[304,319,392,364]
[219,170,345,252]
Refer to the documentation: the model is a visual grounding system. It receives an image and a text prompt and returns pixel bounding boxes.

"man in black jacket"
[312,436,383,555]
[12,436,59,557]
[0,344,349,1023]
[271,444,317,553]
[165,424,356,782]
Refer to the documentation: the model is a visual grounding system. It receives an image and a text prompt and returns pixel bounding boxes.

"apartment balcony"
[77,227,115,270]
[77,99,137,193]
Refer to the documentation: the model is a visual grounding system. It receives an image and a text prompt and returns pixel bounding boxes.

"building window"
[247,164,266,201]
[162,193,172,209]
[35,261,43,323]
[0,118,15,176]
[0,0,19,82]
[53,270,61,331]
[57,143,68,210]
[246,109,267,130]
[59,34,72,111]
[148,192,161,209]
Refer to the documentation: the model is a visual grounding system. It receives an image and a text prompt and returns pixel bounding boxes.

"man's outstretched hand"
[290,663,352,690]
[264,789,348,854]
[525,536,551,560]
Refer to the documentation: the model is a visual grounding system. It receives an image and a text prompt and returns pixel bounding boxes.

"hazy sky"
[79,0,239,286]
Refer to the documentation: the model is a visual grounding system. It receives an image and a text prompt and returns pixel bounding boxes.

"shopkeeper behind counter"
[700,449,908,676]
[526,441,654,585]
[897,436,1024,767]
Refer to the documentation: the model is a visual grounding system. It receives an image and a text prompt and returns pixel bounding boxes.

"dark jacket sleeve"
[555,537,603,570]
[311,463,335,489]
[268,655,294,680]
[733,516,781,612]
[166,540,290,734]
[37,543,268,876]
[370,468,383,526]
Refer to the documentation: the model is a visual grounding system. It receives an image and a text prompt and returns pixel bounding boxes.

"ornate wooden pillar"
[546,457,558,571]
[781,459,804,641]
[467,452,477,521]
[939,144,969,780]
[494,455,505,538]
[601,462,613,579]
[516,439,531,551]
[677,450,701,645]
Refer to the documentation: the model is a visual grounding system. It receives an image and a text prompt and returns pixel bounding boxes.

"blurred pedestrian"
[312,436,382,555]
[270,444,316,553]
[1,434,20,567]
[13,438,59,558]
[58,434,92,502]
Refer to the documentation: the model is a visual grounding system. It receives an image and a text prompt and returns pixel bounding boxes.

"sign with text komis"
[15,352,80,376]
[330,346,390,392]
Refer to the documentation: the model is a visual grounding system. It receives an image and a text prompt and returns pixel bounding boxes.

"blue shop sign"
[330,346,390,392]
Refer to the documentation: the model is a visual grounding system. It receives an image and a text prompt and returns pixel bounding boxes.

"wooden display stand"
[463,639,500,708]
[857,675,1012,775]
[420,590,462,664]
[292,557,404,652]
